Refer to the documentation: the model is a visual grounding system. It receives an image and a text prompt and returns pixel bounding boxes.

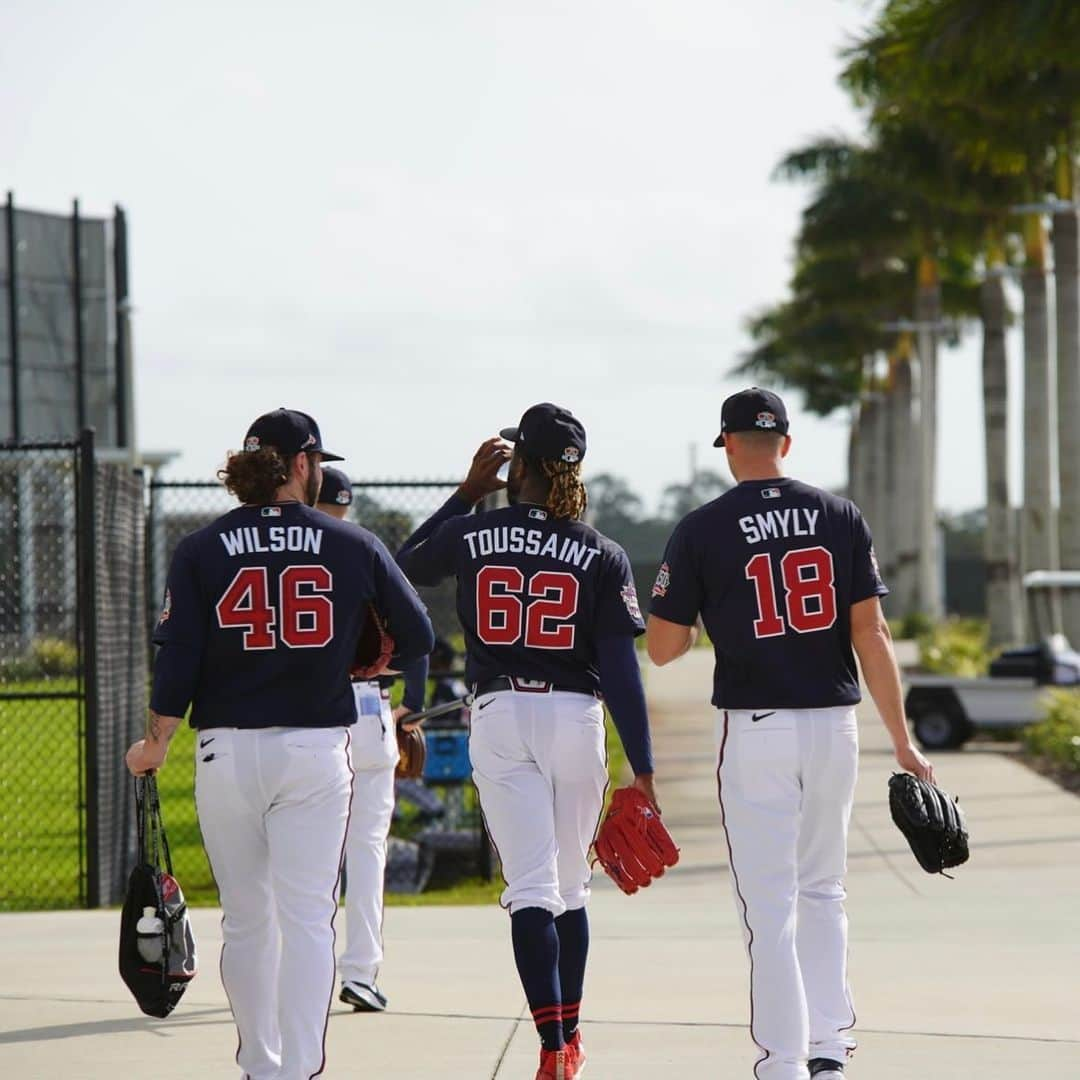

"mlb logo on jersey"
[261,506,283,517]
[755,411,777,430]
[762,487,781,499]
[652,562,671,599]
[528,508,549,521]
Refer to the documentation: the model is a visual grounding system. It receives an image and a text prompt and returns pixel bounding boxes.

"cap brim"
[713,433,725,448]
[318,449,345,462]
[499,426,520,442]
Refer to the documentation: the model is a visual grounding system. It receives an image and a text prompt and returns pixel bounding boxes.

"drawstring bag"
[118,775,198,1017]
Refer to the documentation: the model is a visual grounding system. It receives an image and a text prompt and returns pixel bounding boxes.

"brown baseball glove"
[592,786,679,895]
[350,603,395,680]
[395,723,426,780]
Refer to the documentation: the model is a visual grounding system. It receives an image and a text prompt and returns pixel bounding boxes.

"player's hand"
[895,741,934,783]
[458,437,513,503]
[125,738,168,777]
[393,703,421,732]
[632,772,661,814]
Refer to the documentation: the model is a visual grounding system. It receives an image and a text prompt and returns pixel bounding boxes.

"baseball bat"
[396,695,474,727]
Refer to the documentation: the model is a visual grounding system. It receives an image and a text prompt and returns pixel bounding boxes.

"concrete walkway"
[2,650,1079,1078]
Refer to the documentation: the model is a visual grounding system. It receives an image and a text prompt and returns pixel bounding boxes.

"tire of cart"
[905,688,973,750]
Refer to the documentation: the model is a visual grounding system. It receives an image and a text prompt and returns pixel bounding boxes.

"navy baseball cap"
[714,388,789,447]
[500,403,586,465]
[243,408,344,461]
[317,466,353,506]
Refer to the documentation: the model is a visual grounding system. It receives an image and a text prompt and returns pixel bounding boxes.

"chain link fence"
[0,433,145,910]
[146,478,465,900]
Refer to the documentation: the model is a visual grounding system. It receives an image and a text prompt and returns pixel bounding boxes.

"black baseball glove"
[888,772,970,876]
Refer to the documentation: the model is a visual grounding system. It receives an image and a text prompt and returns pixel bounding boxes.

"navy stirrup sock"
[511,907,563,1050]
[555,907,589,1039]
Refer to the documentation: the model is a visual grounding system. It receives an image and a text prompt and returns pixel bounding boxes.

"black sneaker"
[340,981,388,1012]
[809,1060,844,1079]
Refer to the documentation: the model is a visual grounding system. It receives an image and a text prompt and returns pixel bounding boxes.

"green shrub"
[917,618,991,677]
[30,638,80,677]
[892,611,935,641]
[1023,689,1080,772]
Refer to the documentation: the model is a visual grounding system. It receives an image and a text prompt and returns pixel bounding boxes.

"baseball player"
[397,403,658,1080]
[646,388,934,1080]
[315,466,428,1013]
[125,408,434,1080]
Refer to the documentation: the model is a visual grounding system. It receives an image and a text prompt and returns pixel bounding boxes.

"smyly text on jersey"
[738,508,820,545]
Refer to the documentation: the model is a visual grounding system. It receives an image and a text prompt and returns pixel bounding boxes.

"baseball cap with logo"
[242,408,344,461]
[317,466,353,507]
[713,387,789,447]
[500,402,587,465]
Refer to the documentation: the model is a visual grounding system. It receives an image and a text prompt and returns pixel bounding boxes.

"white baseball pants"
[716,707,859,1080]
[469,689,608,916]
[338,681,398,986]
[195,726,352,1080]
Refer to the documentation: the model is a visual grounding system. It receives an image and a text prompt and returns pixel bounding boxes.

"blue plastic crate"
[423,728,472,782]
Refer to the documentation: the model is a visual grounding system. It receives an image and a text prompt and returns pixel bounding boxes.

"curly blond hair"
[539,458,587,520]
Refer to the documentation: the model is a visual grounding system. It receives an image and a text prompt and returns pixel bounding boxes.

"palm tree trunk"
[876,357,899,612]
[1053,205,1080,645]
[1021,214,1059,637]
[891,346,919,615]
[981,265,1022,645]
[914,256,943,617]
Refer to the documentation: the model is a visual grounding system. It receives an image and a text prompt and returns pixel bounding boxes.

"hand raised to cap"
[459,437,514,504]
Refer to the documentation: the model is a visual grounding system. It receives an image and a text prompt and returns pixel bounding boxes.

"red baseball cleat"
[535,1047,576,1079]
[564,1030,586,1076]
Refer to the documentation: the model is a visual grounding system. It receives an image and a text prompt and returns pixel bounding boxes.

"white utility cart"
[903,571,1080,749]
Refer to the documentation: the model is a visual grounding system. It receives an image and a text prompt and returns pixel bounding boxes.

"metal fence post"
[5,191,20,440]
[77,427,100,907]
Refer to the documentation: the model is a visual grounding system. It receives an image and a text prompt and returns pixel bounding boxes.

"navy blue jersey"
[398,495,644,692]
[151,502,434,730]
[649,478,887,710]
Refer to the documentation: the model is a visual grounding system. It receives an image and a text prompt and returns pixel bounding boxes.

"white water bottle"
[136,905,165,963]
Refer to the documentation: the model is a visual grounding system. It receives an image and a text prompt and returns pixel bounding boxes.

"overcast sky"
[3,0,1018,513]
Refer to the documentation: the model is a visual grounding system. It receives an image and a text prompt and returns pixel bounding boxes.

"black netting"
[0,444,84,910]
[92,462,146,906]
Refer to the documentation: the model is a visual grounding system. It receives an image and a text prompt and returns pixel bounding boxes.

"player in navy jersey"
[315,466,428,1014]
[647,388,933,1080]
[397,403,658,1080]
[126,408,434,1080]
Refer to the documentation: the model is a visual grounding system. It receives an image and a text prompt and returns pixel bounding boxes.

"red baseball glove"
[349,603,395,680]
[592,786,679,895]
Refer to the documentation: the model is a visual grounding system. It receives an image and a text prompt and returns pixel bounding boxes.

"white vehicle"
[904,572,1080,749]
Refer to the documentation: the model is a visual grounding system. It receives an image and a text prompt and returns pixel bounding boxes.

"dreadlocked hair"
[218,447,292,505]
[539,458,588,520]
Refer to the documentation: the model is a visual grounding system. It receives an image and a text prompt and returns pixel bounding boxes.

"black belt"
[472,676,601,700]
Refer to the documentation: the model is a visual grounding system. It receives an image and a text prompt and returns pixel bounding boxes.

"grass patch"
[0,685,84,910]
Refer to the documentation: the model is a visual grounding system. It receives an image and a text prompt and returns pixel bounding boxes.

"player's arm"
[397,437,510,584]
[394,654,430,725]
[847,508,933,781]
[645,523,703,666]
[851,598,933,781]
[594,549,660,807]
[372,539,436,668]
[127,542,205,776]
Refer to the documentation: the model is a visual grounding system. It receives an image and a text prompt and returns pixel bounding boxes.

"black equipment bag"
[119,775,198,1017]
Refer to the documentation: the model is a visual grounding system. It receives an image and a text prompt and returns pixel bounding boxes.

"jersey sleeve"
[647,520,702,626]
[371,537,437,667]
[149,538,207,718]
[851,508,889,603]
[594,545,646,638]
[396,494,472,586]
